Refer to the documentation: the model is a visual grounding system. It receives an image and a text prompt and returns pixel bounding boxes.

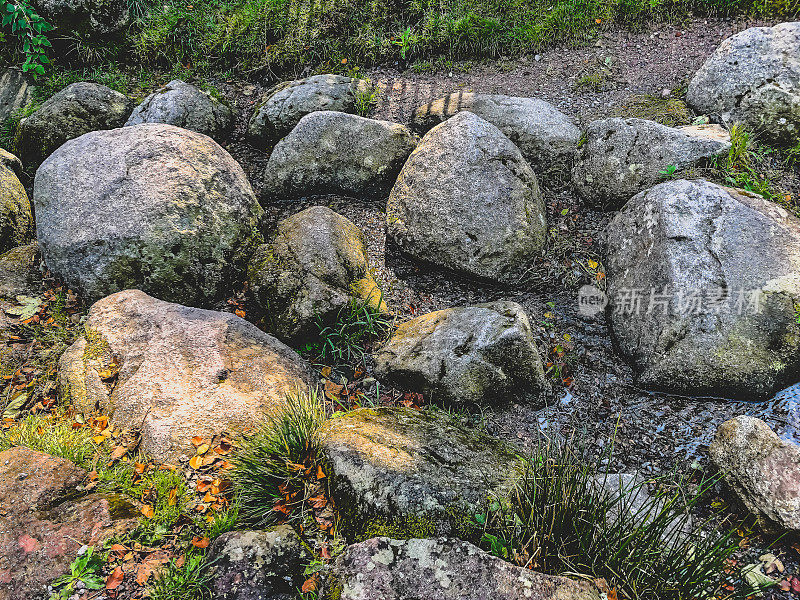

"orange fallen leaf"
[308,495,327,509]
[316,465,326,480]
[168,487,178,506]
[189,455,203,469]
[196,443,210,455]
[235,308,246,318]
[135,562,154,585]
[109,445,127,461]
[105,566,124,590]
[302,574,319,592]
[191,436,203,447]
[134,463,146,474]
[191,536,210,549]
[141,505,154,518]
[93,435,106,444]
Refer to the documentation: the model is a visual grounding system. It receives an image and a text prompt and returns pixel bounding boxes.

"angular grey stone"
[32,0,129,37]
[387,111,546,283]
[248,206,386,343]
[318,407,524,540]
[374,302,546,407]
[710,416,800,532]
[262,111,417,200]
[125,80,233,141]
[604,178,800,399]
[572,118,730,210]
[248,74,373,147]
[0,69,33,129]
[412,92,580,176]
[59,290,315,461]
[34,123,263,305]
[209,526,309,600]
[17,82,133,169]
[687,22,800,147]
[331,537,599,600]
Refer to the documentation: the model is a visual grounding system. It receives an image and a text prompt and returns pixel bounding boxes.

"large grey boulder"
[262,111,417,200]
[58,290,315,462]
[0,149,33,253]
[125,80,233,141]
[319,407,524,540]
[374,302,546,407]
[572,118,731,210]
[331,537,599,600]
[32,0,129,37]
[687,22,800,147]
[248,206,386,343]
[604,178,800,399]
[17,82,133,169]
[209,526,309,600]
[412,92,580,176]
[387,111,546,283]
[34,123,263,306]
[0,69,33,129]
[710,416,800,532]
[248,74,373,147]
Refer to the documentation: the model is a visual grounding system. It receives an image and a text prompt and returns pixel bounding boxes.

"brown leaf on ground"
[105,566,124,590]
[191,536,210,549]
[141,505,154,518]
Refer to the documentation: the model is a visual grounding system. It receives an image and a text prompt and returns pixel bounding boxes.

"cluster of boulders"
[0,20,799,600]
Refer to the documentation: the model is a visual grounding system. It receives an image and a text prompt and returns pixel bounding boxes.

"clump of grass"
[148,550,213,600]
[307,296,393,365]
[616,94,692,127]
[354,79,379,116]
[478,439,758,600]
[231,389,327,528]
[0,412,98,466]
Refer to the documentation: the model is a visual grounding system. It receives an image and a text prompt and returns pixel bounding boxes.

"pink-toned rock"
[0,447,138,600]
[710,416,800,532]
[59,290,316,462]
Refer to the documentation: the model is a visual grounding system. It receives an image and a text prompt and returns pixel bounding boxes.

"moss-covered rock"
[0,150,33,253]
[33,123,263,306]
[248,206,387,344]
[17,82,134,170]
[374,302,546,408]
[0,242,40,298]
[32,0,129,38]
[262,111,417,200]
[318,407,524,542]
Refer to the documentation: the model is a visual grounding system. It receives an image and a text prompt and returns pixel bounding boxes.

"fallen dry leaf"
[141,505,154,518]
[105,566,124,590]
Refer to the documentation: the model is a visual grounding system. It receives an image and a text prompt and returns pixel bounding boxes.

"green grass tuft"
[147,550,213,600]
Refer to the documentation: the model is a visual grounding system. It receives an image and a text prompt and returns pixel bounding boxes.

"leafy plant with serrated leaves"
[2,0,53,79]
[4,295,43,320]
[51,546,106,599]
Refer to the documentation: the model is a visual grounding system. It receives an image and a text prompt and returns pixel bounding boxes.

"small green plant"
[312,295,392,364]
[51,546,106,599]
[478,438,763,600]
[231,389,327,528]
[202,497,241,539]
[354,80,379,117]
[2,0,53,79]
[659,164,678,179]
[148,550,213,600]
[392,26,416,60]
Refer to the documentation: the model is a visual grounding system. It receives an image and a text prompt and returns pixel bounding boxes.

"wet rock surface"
[0,447,137,600]
[318,407,524,540]
[332,537,599,600]
[59,289,315,462]
[374,301,546,407]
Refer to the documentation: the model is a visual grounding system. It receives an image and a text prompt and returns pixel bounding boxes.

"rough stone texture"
[0,447,138,600]
[0,243,40,298]
[34,123,262,305]
[17,82,133,169]
[262,111,417,200]
[249,206,387,343]
[572,118,731,210]
[411,92,580,176]
[248,74,373,147]
[374,302,546,407]
[0,69,33,128]
[710,416,800,532]
[208,526,309,600]
[332,537,599,600]
[686,22,800,147]
[604,178,800,399]
[0,149,33,253]
[387,111,546,283]
[125,79,233,140]
[58,290,315,462]
[32,0,129,37]
[318,407,525,540]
